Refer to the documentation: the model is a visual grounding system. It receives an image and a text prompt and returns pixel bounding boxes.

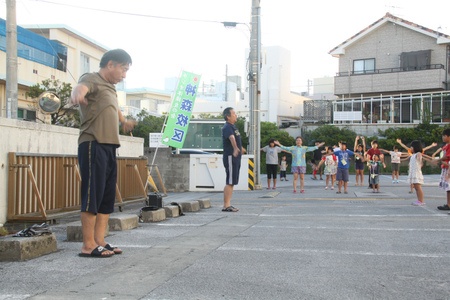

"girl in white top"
[401,140,434,206]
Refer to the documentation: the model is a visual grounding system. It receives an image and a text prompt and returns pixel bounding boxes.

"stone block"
[180,201,200,212]
[163,206,180,218]
[198,198,211,209]
[140,208,166,223]
[67,221,109,242]
[0,234,57,261]
[109,213,139,231]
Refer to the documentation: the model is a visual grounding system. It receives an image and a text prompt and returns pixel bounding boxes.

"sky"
[1,0,450,94]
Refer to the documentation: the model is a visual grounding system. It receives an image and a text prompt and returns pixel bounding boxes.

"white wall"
[0,117,144,224]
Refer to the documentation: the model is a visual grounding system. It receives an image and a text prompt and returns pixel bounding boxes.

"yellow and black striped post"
[248,157,255,190]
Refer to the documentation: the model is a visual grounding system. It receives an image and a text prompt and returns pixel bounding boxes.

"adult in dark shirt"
[221,107,243,212]
[313,142,324,180]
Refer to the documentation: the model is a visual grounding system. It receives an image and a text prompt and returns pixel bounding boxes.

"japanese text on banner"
[161,71,201,148]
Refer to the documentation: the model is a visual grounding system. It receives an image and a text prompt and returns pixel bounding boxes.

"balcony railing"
[336,64,444,76]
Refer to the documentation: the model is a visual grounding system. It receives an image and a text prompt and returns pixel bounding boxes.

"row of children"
[261,128,450,210]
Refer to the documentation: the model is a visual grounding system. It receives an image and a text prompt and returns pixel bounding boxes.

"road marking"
[258,213,448,218]
[253,225,450,231]
[218,246,450,258]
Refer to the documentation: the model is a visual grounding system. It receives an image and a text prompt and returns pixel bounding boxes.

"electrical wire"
[24,0,237,25]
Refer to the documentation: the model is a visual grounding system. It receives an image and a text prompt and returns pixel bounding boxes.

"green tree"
[127,110,166,147]
[235,116,249,150]
[377,123,444,152]
[195,113,221,119]
[304,125,357,147]
[26,79,79,127]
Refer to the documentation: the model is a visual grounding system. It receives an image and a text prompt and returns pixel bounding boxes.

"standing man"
[222,107,243,212]
[69,49,135,257]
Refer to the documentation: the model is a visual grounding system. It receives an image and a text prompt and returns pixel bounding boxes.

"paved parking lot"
[0,174,449,300]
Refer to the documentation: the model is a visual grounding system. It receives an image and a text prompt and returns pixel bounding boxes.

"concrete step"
[67,221,109,242]
[164,205,180,218]
[180,201,200,212]
[0,233,57,261]
[139,208,166,223]
[198,198,211,209]
[109,213,139,231]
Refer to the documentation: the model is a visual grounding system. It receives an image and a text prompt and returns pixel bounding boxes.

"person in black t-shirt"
[312,142,324,180]
[221,107,244,212]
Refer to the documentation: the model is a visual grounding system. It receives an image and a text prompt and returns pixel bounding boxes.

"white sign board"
[149,133,169,148]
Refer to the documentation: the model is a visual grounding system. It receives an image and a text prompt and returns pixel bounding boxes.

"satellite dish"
[38,91,60,114]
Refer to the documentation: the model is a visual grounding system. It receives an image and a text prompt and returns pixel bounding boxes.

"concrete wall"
[144,148,190,192]
[0,117,144,224]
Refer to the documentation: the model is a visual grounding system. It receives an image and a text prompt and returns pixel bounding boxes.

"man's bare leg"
[223,184,238,211]
[81,212,113,256]
[93,213,120,252]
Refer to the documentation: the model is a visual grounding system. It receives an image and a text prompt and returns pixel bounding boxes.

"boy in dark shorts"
[334,141,364,194]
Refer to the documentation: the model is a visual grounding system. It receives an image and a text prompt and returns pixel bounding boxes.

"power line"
[25,0,235,25]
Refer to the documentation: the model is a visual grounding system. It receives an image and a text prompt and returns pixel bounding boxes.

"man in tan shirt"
[69,49,135,257]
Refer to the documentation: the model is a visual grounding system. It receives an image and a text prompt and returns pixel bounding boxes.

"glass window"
[184,121,224,150]
[80,53,90,74]
[353,59,375,74]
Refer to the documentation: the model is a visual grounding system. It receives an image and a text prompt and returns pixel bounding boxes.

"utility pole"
[6,0,18,119]
[225,64,228,102]
[249,0,261,189]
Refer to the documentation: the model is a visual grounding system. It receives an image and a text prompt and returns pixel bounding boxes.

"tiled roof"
[329,13,450,56]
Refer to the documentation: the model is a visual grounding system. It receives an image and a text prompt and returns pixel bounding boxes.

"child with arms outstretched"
[432,128,450,213]
[317,146,337,190]
[275,137,325,193]
[399,140,434,206]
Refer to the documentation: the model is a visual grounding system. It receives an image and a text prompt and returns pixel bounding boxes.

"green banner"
[161,71,201,148]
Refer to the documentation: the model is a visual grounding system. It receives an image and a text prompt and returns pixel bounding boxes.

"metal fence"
[7,152,148,222]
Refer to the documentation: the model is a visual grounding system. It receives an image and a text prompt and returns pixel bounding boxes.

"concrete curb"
[0,233,57,261]
[109,213,139,231]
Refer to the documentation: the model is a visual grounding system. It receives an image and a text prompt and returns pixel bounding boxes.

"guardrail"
[7,152,148,222]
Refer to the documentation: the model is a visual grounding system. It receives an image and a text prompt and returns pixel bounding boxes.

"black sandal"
[437,204,450,210]
[104,243,122,254]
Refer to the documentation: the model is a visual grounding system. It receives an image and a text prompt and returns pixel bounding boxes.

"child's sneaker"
[325,186,328,190]
[300,190,305,193]
[411,201,425,206]
[331,186,334,190]
[392,180,395,184]
[396,180,399,183]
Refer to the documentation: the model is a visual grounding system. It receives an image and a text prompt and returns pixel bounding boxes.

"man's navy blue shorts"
[78,141,118,214]
[223,154,241,185]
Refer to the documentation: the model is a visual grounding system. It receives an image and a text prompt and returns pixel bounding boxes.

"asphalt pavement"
[0,174,449,300]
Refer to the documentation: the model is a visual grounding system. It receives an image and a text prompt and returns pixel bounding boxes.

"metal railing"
[7,152,148,221]
[336,64,444,76]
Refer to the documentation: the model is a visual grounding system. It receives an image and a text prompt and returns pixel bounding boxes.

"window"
[80,53,90,74]
[129,99,141,109]
[400,50,431,71]
[353,59,375,74]
[17,109,36,121]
